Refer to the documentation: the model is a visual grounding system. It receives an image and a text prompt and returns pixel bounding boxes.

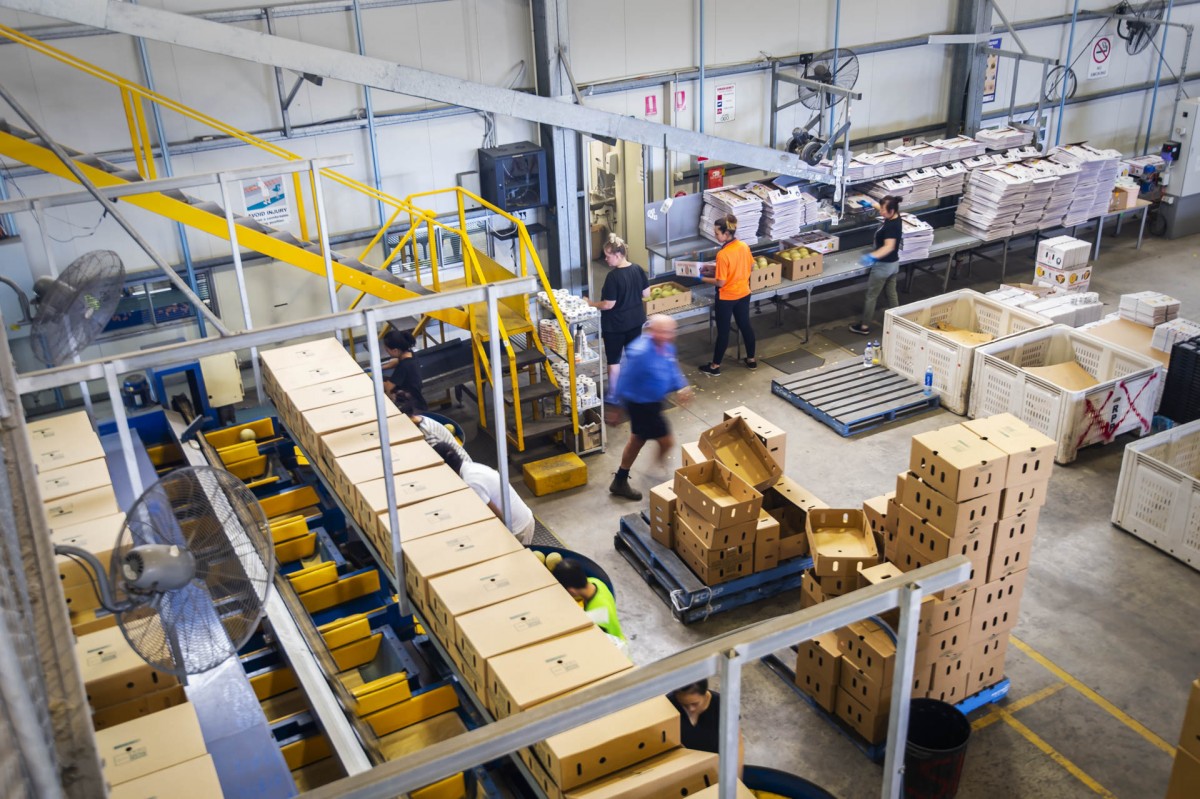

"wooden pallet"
[772,359,940,436]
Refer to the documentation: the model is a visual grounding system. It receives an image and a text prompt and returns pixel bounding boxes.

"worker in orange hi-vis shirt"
[698,213,757,376]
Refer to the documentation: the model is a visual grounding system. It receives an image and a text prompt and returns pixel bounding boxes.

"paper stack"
[1028,160,1079,228]
[1009,166,1058,235]
[1023,293,1104,327]
[935,162,968,198]
[905,168,941,205]
[898,213,934,263]
[699,187,763,243]
[1119,291,1181,325]
[745,183,806,239]
[1082,145,1123,218]
[854,150,909,180]
[1124,154,1165,178]
[1152,318,1200,353]
[893,143,944,168]
[1007,145,1043,160]
[865,175,914,201]
[929,136,989,161]
[975,126,1033,149]
[1049,145,1117,223]
[954,166,1031,240]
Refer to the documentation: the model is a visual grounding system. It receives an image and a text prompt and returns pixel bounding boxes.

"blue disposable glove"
[859,254,878,267]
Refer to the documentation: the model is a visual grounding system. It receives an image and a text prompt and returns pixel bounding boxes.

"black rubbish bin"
[904,698,971,799]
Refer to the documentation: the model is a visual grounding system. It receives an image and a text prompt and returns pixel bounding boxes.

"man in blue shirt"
[607,314,694,500]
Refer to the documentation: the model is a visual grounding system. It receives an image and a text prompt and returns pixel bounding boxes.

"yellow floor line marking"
[999,706,1119,798]
[972,681,1067,731]
[1010,635,1175,756]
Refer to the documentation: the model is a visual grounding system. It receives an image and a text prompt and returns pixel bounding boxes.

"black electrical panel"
[477,142,548,212]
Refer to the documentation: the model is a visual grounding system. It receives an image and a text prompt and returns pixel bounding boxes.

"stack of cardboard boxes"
[1167,678,1200,798]
[794,414,1054,744]
[1034,235,1092,295]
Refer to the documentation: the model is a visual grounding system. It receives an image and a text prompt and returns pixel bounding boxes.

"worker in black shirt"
[589,234,649,386]
[849,194,904,335]
[668,679,744,772]
[382,329,427,412]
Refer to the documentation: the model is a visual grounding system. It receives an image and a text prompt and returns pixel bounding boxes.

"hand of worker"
[859,254,878,267]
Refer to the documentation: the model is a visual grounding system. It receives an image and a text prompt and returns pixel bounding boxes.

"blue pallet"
[772,359,940,437]
[615,513,812,624]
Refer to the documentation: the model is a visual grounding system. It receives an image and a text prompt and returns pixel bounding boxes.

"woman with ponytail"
[849,195,904,335]
[698,214,757,376]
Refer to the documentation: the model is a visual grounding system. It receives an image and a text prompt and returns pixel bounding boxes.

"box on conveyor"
[697,416,782,491]
[425,549,558,647]
[76,625,180,712]
[401,518,525,612]
[94,703,206,787]
[36,457,112,504]
[285,372,375,432]
[44,484,120,530]
[25,410,104,473]
[108,754,224,799]
[909,425,1009,502]
[805,508,879,580]
[454,585,592,699]
[794,632,841,713]
[561,748,717,799]
[371,487,496,557]
[672,461,762,548]
[320,415,423,472]
[355,461,462,520]
[333,438,441,500]
[722,405,787,470]
[762,476,827,561]
[486,626,632,719]
[692,780,757,799]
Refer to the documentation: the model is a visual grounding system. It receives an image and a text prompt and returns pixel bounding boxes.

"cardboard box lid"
[302,395,400,437]
[109,754,224,799]
[697,417,782,490]
[457,585,591,660]
[673,461,762,528]
[335,439,442,486]
[358,463,464,514]
[489,626,632,712]
[289,372,376,413]
[909,425,1009,501]
[323,415,423,459]
[378,487,495,542]
[402,518,524,583]
[44,484,120,528]
[428,549,558,618]
[26,411,104,472]
[258,337,349,371]
[95,702,207,786]
[564,747,717,799]
[270,357,362,392]
[962,413,1056,462]
[36,458,112,502]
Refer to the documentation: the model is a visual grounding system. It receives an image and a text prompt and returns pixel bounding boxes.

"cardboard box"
[52,514,121,588]
[25,411,104,472]
[673,461,762,536]
[270,357,362,394]
[259,336,349,372]
[1110,185,1138,211]
[303,395,401,439]
[884,497,901,562]
[895,504,995,562]
[289,372,375,413]
[321,415,423,464]
[816,572,854,598]
[901,474,998,537]
[1167,748,1200,799]
[675,507,756,550]
[563,748,717,799]
[922,589,975,636]
[927,656,970,704]
[335,440,442,495]
[785,230,840,254]
[697,417,782,491]
[839,660,892,710]
[36,458,111,503]
[915,620,970,674]
[533,697,681,790]
[961,413,1055,487]
[857,561,905,628]
[488,627,632,719]
[763,476,827,561]
[800,571,824,608]
[44,484,120,529]
[910,425,1008,502]
[987,532,1034,582]
[91,685,188,731]
[674,512,753,568]
[998,481,1047,518]
[776,249,823,281]
[649,482,676,548]
[680,441,708,467]
[375,488,495,547]
[723,405,787,469]
[401,519,525,609]
[835,688,888,744]
[754,510,781,572]
[109,754,224,799]
[692,781,756,799]
[643,282,693,315]
[895,535,988,598]
[1177,679,1200,760]
[805,508,879,579]
[795,633,841,712]
[427,550,559,646]
[95,703,206,786]
[837,620,896,687]
[970,570,1029,643]
[863,493,893,553]
[77,626,179,711]
[357,463,465,517]
[965,636,1009,697]
[994,508,1039,556]
[749,260,783,290]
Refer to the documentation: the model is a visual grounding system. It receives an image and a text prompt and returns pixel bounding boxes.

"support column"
[945,0,990,137]
[531,0,583,290]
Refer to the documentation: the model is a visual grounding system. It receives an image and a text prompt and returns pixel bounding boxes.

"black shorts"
[602,327,643,365]
[626,401,669,441]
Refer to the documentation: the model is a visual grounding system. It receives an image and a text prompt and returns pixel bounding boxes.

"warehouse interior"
[2,1,1200,798]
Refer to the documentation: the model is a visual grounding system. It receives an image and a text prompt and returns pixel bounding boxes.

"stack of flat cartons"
[934,162,968,198]
[954,166,1030,241]
[1152,318,1200,353]
[745,182,806,239]
[1034,235,1093,295]
[1167,678,1200,799]
[975,126,1033,149]
[898,213,935,263]
[699,187,762,243]
[1119,290,1181,326]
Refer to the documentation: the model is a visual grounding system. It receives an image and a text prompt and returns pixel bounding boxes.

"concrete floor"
[519,222,1200,799]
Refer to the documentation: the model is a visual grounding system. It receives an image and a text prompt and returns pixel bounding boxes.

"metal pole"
[830,0,841,141]
[0,168,16,238]
[1144,0,1176,155]
[485,286,511,528]
[698,0,705,134]
[717,650,742,799]
[264,9,293,139]
[1055,0,1080,145]
[882,583,924,799]
[770,62,780,149]
[1008,58,1021,125]
[217,174,264,403]
[364,309,406,614]
[350,0,387,232]
[309,164,342,338]
[102,363,144,497]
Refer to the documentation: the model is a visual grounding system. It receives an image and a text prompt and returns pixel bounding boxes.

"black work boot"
[609,473,642,501]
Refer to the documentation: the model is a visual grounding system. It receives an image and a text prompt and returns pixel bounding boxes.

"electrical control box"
[1167,98,1200,198]
[478,141,548,212]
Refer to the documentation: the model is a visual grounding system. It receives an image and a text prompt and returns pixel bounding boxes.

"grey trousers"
[861,262,900,326]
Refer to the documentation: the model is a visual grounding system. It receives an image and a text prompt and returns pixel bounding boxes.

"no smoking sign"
[1088,36,1112,80]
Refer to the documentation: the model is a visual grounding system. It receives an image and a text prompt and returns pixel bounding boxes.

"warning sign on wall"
[1088,36,1112,80]
[715,84,735,123]
[644,94,658,116]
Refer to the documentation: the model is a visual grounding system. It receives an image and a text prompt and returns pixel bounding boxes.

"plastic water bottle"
[924,365,934,397]
[863,342,873,367]
[871,340,881,365]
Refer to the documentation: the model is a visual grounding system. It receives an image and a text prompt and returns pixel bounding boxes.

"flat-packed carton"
[961,413,1055,487]
[26,411,104,472]
[427,550,559,647]
[754,510,781,572]
[77,625,179,710]
[402,519,524,609]
[52,514,121,588]
[91,685,188,731]
[722,406,787,469]
[374,487,495,548]
[321,415,423,465]
[837,620,896,687]
[909,425,1008,501]
[44,484,120,529]
[673,461,762,533]
[1177,679,1200,760]
[456,585,592,696]
[680,441,709,467]
[901,474,998,537]
[795,632,841,712]
[896,504,995,562]
[805,508,879,579]
[109,754,224,799]
[1167,748,1200,799]
[697,417,782,490]
[835,688,888,744]
[800,570,824,608]
[95,703,206,786]
[563,748,717,799]
[532,697,681,790]
[488,627,632,718]
[969,570,1029,643]
[357,463,465,517]
[648,482,676,548]
[36,458,111,503]
[997,481,1047,518]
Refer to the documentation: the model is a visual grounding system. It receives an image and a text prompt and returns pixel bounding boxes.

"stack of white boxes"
[935,162,968,198]
[985,286,1104,328]
[1119,291,1181,325]
[1034,235,1092,294]
[954,166,1030,241]
[699,187,762,243]
[975,126,1033,149]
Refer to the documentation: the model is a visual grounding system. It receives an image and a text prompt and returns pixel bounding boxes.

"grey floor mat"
[817,322,879,355]
[762,348,825,374]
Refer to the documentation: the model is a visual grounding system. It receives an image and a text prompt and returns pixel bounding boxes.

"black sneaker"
[848,324,871,336]
[609,474,643,501]
[698,364,721,376]
[743,358,758,370]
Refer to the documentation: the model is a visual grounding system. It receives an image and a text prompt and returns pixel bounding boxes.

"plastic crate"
[1159,336,1200,424]
[968,325,1165,464]
[1112,419,1200,570]
[882,289,1051,414]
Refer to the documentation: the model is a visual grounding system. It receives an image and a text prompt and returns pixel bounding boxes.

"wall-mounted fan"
[0,249,125,366]
[55,466,274,676]
[783,49,861,165]
[1116,1,1166,56]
